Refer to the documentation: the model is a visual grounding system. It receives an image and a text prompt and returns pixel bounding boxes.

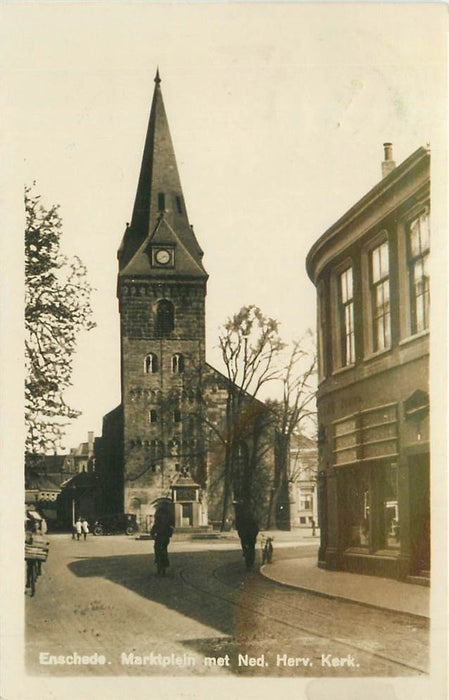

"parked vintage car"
[92,513,138,536]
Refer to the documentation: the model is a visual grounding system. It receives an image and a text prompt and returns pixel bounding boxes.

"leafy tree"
[25,184,95,457]
[266,331,317,529]
[217,305,284,528]
[153,306,283,529]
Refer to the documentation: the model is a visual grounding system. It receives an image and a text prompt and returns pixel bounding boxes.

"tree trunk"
[268,435,289,529]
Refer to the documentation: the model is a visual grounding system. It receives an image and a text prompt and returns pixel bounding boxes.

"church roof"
[118,70,208,281]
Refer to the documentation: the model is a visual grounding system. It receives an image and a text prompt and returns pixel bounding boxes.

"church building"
[97,72,276,531]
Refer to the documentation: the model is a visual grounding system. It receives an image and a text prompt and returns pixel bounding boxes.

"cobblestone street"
[26,534,429,677]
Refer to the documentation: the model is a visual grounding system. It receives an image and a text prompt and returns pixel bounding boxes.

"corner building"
[306,144,430,582]
[98,73,275,530]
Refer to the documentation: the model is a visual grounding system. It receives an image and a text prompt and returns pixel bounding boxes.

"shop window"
[338,266,355,366]
[408,211,430,334]
[370,241,391,351]
[155,300,174,336]
[379,463,400,549]
[300,517,306,524]
[172,353,184,374]
[144,353,158,374]
[346,467,370,547]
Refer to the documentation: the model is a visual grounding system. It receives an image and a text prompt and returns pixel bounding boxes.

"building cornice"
[306,146,430,284]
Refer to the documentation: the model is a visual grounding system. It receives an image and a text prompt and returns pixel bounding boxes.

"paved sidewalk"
[261,556,430,619]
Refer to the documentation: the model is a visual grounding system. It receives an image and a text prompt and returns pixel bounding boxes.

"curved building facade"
[306,144,430,582]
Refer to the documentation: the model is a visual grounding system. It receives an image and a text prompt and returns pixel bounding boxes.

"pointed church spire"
[118,71,207,280]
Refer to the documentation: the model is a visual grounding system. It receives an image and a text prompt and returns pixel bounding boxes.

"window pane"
[372,247,380,282]
[338,267,355,365]
[409,219,421,257]
[379,242,389,277]
[410,240,430,333]
[420,212,430,251]
[372,244,390,351]
[340,267,353,303]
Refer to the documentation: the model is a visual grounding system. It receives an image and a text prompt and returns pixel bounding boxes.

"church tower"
[117,71,209,525]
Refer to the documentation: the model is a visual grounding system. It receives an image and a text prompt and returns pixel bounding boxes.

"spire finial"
[155,67,161,85]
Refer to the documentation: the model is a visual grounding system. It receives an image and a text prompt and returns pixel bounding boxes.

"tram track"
[178,560,428,675]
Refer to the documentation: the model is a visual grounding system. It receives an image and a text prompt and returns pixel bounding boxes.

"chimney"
[381,142,396,178]
[88,431,94,457]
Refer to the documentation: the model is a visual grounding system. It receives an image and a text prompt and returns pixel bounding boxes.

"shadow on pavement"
[68,548,256,640]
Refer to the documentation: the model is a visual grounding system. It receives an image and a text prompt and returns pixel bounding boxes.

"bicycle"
[261,536,274,564]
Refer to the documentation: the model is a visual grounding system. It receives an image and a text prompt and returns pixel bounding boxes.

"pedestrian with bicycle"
[235,504,259,570]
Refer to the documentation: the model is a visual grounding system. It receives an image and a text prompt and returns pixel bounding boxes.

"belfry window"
[144,353,158,374]
[175,195,183,214]
[155,300,174,336]
[158,192,165,212]
[172,353,184,374]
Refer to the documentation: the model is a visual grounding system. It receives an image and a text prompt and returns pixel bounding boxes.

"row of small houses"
[25,431,318,532]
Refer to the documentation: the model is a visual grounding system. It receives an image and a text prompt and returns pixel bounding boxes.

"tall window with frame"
[408,211,430,334]
[338,266,355,366]
[370,240,391,352]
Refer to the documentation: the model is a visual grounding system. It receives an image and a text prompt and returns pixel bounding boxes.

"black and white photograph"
[1,3,447,700]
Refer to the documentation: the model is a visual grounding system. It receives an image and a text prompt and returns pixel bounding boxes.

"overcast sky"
[2,3,446,452]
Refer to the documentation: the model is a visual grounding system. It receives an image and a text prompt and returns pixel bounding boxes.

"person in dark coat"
[150,509,173,576]
[235,506,259,570]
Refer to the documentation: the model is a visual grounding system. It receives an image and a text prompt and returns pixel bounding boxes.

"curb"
[259,565,430,621]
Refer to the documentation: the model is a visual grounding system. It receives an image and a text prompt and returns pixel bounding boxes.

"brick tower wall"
[119,279,206,518]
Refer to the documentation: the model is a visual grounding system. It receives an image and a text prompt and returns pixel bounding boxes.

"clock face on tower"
[155,249,171,264]
[152,247,174,267]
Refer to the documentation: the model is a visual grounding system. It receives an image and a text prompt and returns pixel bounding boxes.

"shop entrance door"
[409,453,430,574]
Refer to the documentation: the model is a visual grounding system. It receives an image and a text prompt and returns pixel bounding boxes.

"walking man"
[235,503,259,570]
[150,508,173,576]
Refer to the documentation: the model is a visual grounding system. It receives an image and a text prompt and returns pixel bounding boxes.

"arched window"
[144,353,158,374]
[172,353,184,374]
[155,300,174,336]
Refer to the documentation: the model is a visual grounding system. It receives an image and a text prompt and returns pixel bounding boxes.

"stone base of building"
[342,551,410,580]
[318,546,419,582]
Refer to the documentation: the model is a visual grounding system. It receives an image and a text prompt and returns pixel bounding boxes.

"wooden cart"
[25,537,49,597]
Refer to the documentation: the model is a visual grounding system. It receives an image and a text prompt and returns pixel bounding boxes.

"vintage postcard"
[0,3,447,700]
